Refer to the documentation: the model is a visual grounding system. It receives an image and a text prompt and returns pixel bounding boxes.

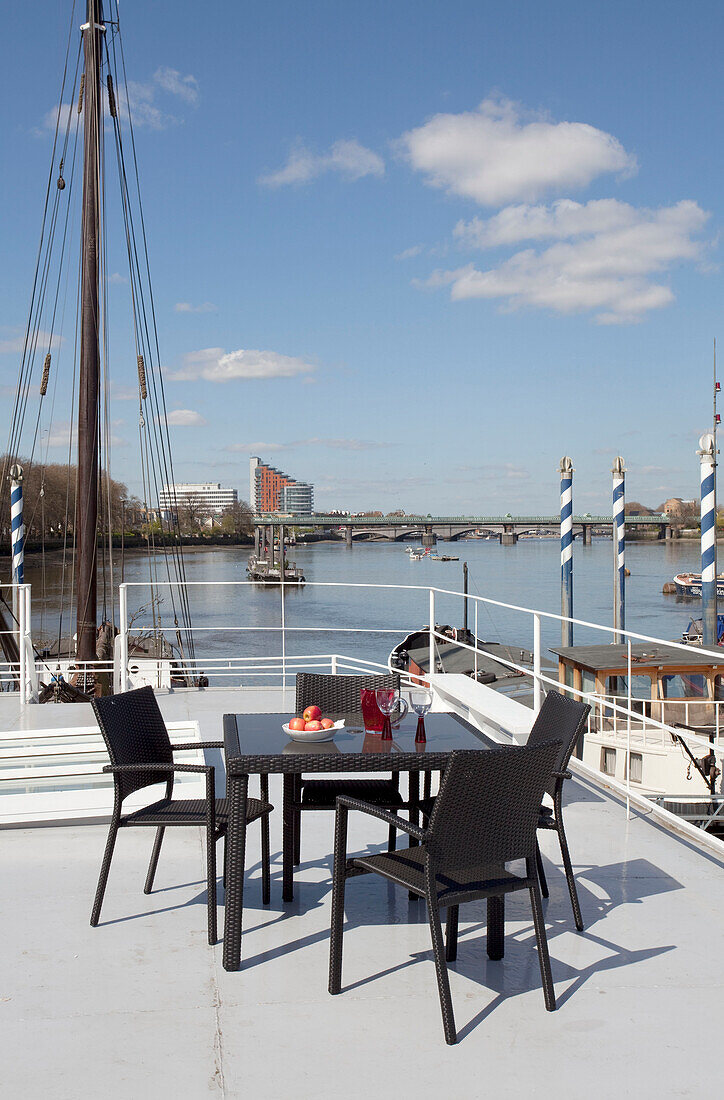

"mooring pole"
[9,464,24,662]
[699,432,717,649]
[462,561,468,633]
[559,457,574,647]
[612,457,626,642]
[76,0,104,666]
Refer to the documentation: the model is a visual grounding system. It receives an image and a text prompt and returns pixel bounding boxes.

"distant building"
[249,456,314,515]
[661,497,697,517]
[159,482,238,520]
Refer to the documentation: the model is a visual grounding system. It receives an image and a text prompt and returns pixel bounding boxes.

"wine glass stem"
[415,714,426,743]
[381,714,393,740]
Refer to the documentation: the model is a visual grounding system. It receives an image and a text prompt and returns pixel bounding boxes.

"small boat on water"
[430,554,459,562]
[407,547,429,560]
[246,555,305,584]
[673,572,724,598]
[681,616,724,645]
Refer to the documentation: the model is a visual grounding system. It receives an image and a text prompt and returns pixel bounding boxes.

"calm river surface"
[21,537,713,675]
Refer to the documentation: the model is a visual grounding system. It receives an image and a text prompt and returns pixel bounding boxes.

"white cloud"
[45,421,72,448]
[399,96,636,206]
[260,139,384,187]
[0,329,64,354]
[168,347,316,382]
[153,67,199,105]
[109,272,128,285]
[394,245,424,261]
[174,301,217,313]
[33,102,73,137]
[426,199,709,323]
[164,409,207,426]
[226,438,387,453]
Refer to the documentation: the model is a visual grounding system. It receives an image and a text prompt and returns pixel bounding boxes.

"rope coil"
[77,72,85,114]
[137,354,147,399]
[40,353,51,396]
[106,74,116,118]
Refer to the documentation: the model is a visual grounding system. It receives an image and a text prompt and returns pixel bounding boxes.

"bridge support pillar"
[582,524,592,546]
[501,526,518,546]
[254,526,260,556]
[663,524,677,540]
[345,526,352,547]
[422,526,436,547]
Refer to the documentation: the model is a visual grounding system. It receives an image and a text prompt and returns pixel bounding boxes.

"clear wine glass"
[375,688,396,740]
[410,688,432,742]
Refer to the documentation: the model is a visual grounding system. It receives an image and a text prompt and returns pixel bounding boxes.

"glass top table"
[221,711,496,971]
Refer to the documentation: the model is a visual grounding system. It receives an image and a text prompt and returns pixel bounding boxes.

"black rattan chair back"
[426,742,561,869]
[296,672,400,720]
[525,690,590,797]
[92,685,173,801]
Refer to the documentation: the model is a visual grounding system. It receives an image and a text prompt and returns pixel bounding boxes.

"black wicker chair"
[291,673,408,869]
[90,685,272,944]
[420,689,591,931]
[525,690,590,931]
[329,741,562,1044]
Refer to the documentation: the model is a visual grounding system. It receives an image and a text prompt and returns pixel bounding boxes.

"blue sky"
[2,0,724,514]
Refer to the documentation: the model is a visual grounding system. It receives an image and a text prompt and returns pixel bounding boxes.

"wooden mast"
[76,0,103,666]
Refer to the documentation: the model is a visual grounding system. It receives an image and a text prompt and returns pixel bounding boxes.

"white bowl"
[282,719,345,743]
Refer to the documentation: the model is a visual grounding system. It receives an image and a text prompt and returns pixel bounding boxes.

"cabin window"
[660,674,706,699]
[714,675,724,701]
[605,675,651,700]
[581,670,596,698]
[625,752,643,784]
[601,747,616,776]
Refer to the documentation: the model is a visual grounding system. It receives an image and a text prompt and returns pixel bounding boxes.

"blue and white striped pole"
[612,456,626,642]
[699,433,717,649]
[559,456,574,646]
[10,464,24,586]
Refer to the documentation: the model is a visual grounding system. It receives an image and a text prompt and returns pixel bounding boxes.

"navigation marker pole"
[10,464,24,588]
[559,457,574,647]
[612,457,626,642]
[699,433,717,649]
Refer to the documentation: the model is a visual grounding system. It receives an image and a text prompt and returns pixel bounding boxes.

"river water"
[19,537,712,676]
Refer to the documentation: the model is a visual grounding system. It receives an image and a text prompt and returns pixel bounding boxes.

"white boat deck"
[2,687,724,1097]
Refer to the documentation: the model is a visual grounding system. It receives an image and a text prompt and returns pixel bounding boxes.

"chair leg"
[223,834,227,892]
[445,905,459,962]
[556,817,584,932]
[144,826,166,894]
[529,878,556,1011]
[90,814,120,927]
[535,838,549,898]
[387,824,397,852]
[293,809,301,866]
[487,895,505,960]
[426,897,457,1045]
[261,813,271,905]
[206,834,218,946]
[328,808,348,996]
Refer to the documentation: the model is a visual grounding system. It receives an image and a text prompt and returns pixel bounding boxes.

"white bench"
[428,673,535,742]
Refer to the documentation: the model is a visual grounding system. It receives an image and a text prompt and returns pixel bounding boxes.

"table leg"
[487,895,505,961]
[282,773,296,903]
[407,770,420,901]
[222,772,248,972]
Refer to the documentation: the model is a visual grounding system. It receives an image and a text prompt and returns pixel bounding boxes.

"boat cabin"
[551,643,724,726]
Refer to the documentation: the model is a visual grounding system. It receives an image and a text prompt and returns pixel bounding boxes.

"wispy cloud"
[168,347,316,383]
[36,66,199,135]
[399,95,636,206]
[394,245,424,261]
[164,409,207,426]
[109,272,128,285]
[174,301,217,313]
[427,199,709,324]
[0,328,63,354]
[260,139,384,187]
[225,438,389,453]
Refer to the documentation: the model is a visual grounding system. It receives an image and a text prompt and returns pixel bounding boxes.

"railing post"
[119,583,129,691]
[18,584,26,705]
[428,589,435,681]
[280,576,286,692]
[331,654,338,675]
[626,638,632,820]
[533,612,542,714]
[474,602,478,680]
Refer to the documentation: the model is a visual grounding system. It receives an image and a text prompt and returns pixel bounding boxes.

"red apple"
[288,717,306,731]
[320,718,334,730]
[304,720,323,732]
[303,705,322,722]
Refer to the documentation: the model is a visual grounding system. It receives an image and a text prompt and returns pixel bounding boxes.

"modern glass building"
[159,482,238,519]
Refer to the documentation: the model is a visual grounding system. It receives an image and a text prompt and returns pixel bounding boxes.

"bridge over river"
[253,512,677,547]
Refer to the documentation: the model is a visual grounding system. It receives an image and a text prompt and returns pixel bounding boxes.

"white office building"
[159,482,238,519]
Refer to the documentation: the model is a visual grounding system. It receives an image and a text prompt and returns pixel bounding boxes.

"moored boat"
[673,572,724,598]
